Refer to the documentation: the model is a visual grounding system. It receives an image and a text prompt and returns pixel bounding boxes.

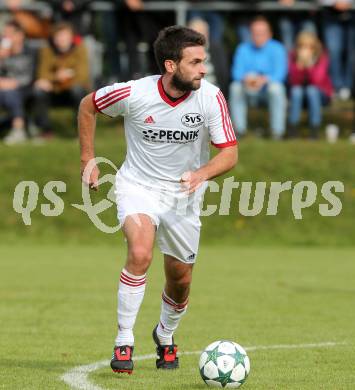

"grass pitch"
[1,245,354,389]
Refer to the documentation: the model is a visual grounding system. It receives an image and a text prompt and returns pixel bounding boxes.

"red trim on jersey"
[216,92,231,142]
[219,91,236,141]
[211,140,238,148]
[216,91,236,143]
[98,93,130,112]
[157,76,191,107]
[96,86,131,103]
[92,91,100,113]
[96,89,131,110]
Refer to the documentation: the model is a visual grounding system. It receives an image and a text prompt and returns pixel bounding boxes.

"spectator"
[119,0,175,79]
[188,0,224,44]
[319,0,355,100]
[0,20,35,144]
[229,16,288,139]
[278,0,317,52]
[32,22,90,137]
[3,0,50,39]
[188,18,229,97]
[288,31,333,138]
[46,0,93,36]
[100,0,150,82]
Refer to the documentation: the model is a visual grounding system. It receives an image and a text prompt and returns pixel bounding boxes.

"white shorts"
[115,174,205,263]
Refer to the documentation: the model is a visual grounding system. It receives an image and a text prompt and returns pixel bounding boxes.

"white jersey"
[93,75,237,193]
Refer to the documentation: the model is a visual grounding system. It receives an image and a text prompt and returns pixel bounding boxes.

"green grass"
[0,120,354,246]
[1,245,354,389]
[1,110,354,388]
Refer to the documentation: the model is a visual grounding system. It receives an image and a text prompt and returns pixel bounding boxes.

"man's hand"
[125,0,144,11]
[334,1,352,12]
[55,68,75,82]
[81,159,100,191]
[180,170,208,195]
[0,77,18,90]
[35,79,53,92]
[5,0,22,10]
[244,75,267,91]
[279,0,295,6]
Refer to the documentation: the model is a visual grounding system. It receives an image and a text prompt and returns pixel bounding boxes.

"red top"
[288,51,333,98]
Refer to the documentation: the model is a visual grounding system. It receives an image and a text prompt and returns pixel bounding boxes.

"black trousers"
[32,85,87,132]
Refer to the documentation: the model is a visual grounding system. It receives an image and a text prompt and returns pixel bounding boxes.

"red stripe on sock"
[120,272,146,283]
[162,292,188,311]
[120,278,146,287]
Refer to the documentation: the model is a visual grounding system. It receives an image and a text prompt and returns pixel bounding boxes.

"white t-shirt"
[93,75,237,193]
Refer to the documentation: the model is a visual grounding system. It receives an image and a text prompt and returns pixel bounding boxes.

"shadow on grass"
[0,358,73,373]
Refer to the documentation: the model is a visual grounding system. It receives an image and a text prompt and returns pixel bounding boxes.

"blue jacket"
[231,39,288,83]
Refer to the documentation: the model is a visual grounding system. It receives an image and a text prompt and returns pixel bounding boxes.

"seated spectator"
[288,31,333,138]
[188,18,229,97]
[229,16,288,139]
[32,22,90,137]
[319,0,354,100]
[0,20,35,144]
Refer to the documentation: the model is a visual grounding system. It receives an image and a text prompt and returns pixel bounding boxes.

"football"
[199,340,250,388]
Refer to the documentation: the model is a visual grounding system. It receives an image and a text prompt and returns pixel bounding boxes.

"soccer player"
[78,26,237,374]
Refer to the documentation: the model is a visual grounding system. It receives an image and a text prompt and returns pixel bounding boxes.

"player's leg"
[111,213,156,373]
[153,193,202,368]
[153,254,193,369]
[159,254,192,341]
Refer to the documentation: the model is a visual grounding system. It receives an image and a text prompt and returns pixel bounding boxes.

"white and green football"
[199,340,250,388]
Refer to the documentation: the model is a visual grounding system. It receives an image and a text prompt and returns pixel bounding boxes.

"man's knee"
[127,245,153,273]
[267,82,286,98]
[229,81,244,98]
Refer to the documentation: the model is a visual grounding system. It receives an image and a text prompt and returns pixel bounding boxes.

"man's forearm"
[197,145,238,181]
[78,93,97,162]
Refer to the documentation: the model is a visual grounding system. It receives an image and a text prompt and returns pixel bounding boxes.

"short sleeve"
[208,90,237,148]
[93,81,132,117]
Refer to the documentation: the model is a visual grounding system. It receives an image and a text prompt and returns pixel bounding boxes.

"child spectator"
[32,22,90,137]
[288,31,333,138]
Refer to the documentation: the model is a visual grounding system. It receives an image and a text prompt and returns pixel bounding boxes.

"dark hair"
[154,25,206,74]
[5,20,24,34]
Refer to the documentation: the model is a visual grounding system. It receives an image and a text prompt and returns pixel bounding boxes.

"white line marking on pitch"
[61,341,345,390]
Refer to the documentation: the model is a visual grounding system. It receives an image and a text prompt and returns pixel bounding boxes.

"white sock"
[156,291,188,345]
[115,268,146,346]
